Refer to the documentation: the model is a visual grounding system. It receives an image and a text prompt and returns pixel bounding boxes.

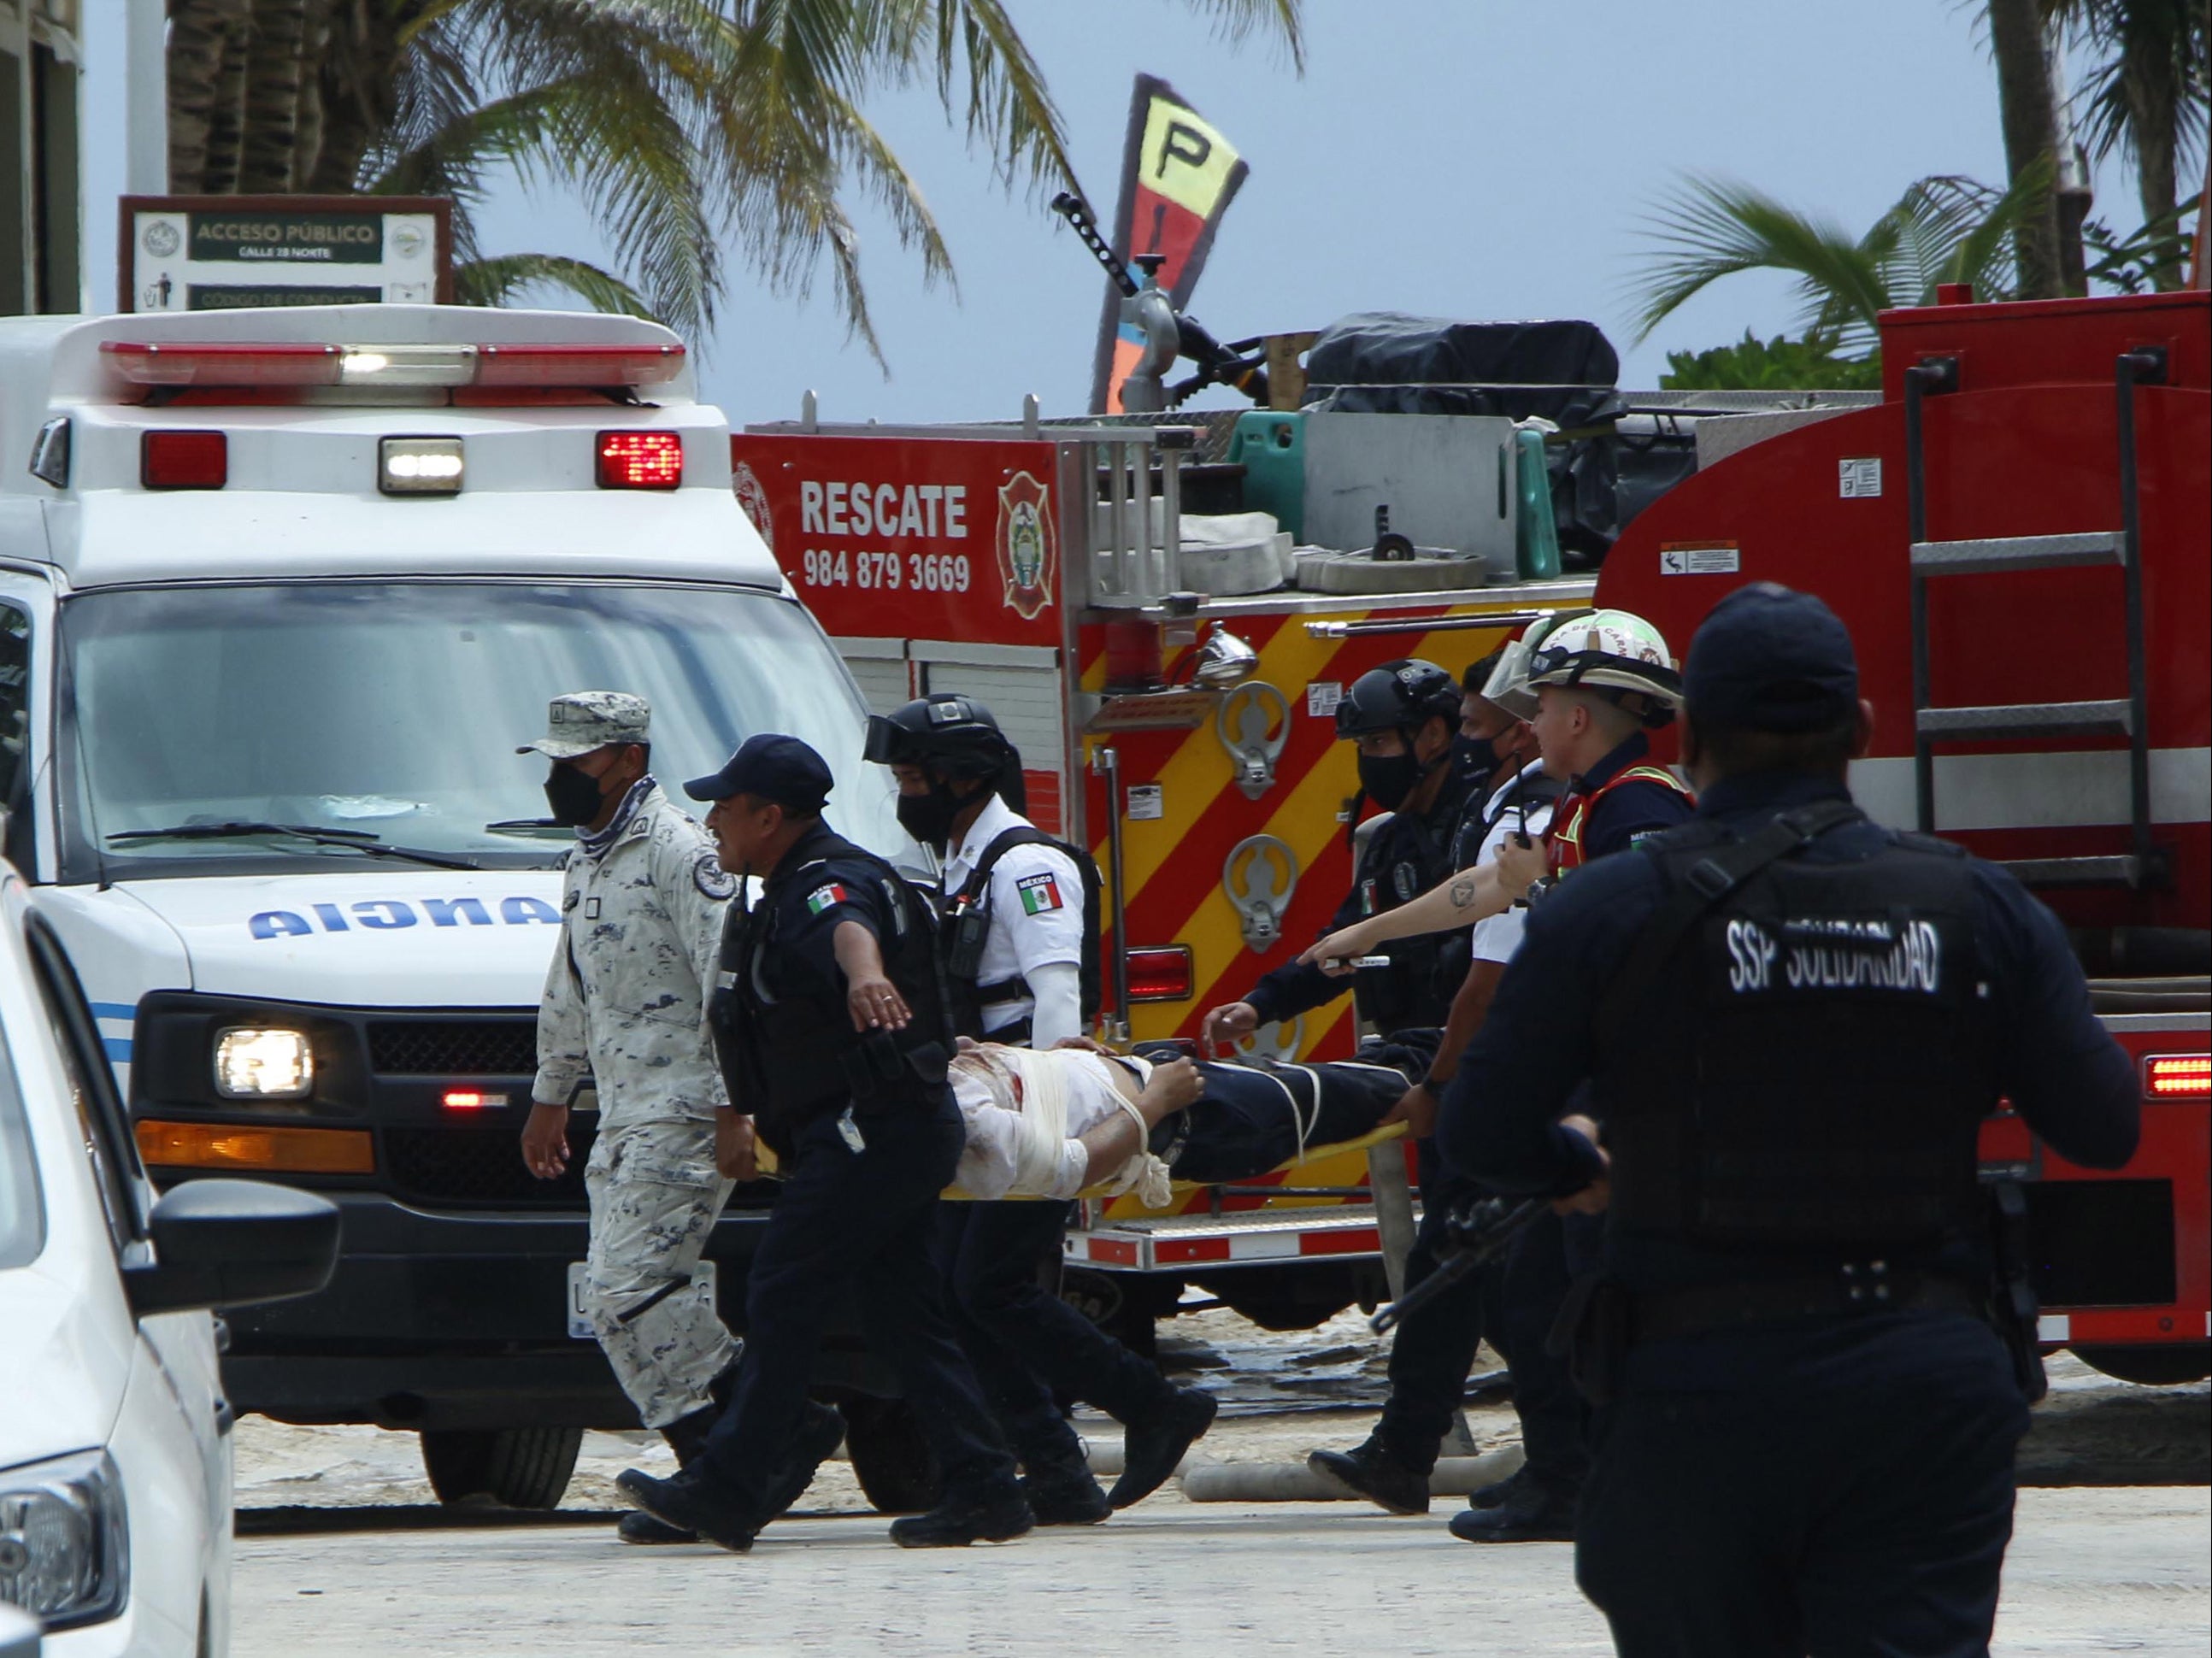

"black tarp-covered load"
[1301,313,1633,562]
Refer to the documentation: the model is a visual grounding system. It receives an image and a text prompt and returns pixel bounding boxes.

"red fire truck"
[732,285,2209,1382]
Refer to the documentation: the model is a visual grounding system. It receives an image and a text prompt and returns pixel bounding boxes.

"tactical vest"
[940,824,1103,1042]
[1551,764,1694,874]
[1595,811,1995,1250]
[714,832,952,1160]
[1355,770,1478,1031]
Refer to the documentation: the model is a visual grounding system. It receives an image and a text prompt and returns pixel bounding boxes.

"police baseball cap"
[1683,583,1860,733]
[683,733,833,812]
[517,691,650,759]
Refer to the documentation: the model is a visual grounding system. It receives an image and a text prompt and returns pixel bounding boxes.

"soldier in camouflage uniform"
[517,691,750,1543]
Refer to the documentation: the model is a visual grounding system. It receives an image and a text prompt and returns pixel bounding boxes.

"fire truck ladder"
[1903,347,2170,887]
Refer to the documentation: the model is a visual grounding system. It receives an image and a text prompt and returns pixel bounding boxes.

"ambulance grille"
[368,1019,538,1077]
[383,1121,597,1208]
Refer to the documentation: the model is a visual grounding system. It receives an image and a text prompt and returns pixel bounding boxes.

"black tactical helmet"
[1334,659,1462,741]
[863,693,1015,779]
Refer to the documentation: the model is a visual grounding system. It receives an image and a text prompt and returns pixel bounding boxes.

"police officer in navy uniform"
[615,734,1032,1552]
[868,693,1216,1522]
[1198,658,1489,1516]
[1202,658,1480,1053]
[1446,586,2139,1655]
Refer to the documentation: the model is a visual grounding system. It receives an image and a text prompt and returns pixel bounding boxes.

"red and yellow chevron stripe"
[1077,597,1580,1220]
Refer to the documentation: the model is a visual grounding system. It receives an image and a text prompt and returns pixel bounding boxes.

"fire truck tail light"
[1127,946,1193,1002]
[141,430,228,489]
[597,431,683,489]
[379,436,466,496]
[2144,1055,2209,1098]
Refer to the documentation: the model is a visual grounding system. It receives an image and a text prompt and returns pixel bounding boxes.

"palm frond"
[1625,174,1896,346]
[454,250,657,315]
[371,65,719,339]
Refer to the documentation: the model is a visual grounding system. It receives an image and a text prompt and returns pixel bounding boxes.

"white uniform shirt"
[1468,758,1557,967]
[950,1049,1152,1201]
[532,780,733,1127]
[940,792,1086,1038]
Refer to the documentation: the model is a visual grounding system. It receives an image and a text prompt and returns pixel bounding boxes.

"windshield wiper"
[484,817,568,836]
[106,820,481,871]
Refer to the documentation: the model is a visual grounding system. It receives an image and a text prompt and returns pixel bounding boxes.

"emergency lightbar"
[98,340,685,391]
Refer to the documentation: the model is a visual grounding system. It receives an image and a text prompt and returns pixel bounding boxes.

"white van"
[0,305,907,1510]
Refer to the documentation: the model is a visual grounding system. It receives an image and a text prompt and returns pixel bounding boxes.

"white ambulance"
[0,304,904,1511]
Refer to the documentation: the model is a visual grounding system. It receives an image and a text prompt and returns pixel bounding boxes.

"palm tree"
[1626,168,2056,359]
[166,0,1305,349]
[2050,0,2209,291]
[1987,0,2069,298]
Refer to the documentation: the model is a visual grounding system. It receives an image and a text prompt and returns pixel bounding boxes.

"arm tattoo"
[1449,874,1479,910]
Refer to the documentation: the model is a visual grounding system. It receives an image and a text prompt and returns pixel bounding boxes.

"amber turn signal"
[135,1120,374,1175]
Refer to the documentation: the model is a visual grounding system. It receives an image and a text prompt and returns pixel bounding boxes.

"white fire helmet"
[1511,609,1683,728]
[1480,608,1591,721]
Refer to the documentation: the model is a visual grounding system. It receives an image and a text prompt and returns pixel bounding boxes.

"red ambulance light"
[597,431,683,489]
[2144,1055,2209,1098]
[141,431,228,489]
[101,339,684,392]
[104,341,342,386]
[1127,945,1194,1002]
[478,344,685,388]
[441,1090,509,1111]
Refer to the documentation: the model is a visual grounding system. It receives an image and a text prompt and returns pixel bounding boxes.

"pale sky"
[83,1,2147,424]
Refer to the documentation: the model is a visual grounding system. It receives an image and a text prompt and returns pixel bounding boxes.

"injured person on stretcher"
[949,1031,1439,1203]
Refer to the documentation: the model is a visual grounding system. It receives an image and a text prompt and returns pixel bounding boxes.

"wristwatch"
[1524,876,1554,908]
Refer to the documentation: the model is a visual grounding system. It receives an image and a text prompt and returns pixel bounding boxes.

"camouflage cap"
[516,691,651,760]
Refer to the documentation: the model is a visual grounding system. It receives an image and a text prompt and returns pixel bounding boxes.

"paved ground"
[232,1486,2209,1657]
[229,1313,2211,1655]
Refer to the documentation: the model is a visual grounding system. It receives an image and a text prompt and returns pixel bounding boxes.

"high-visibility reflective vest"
[1550,765,1696,874]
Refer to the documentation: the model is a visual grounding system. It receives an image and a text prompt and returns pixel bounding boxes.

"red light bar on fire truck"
[99,340,685,391]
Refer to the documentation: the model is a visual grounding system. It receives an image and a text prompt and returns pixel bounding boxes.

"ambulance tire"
[2069,1342,2212,1385]
[418,1426,583,1510]
[838,1396,944,1514]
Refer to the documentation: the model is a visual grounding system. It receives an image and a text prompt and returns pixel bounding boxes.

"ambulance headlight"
[215,1028,315,1099]
[379,436,466,496]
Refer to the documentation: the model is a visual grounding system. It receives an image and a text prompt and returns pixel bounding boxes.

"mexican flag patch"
[804,883,850,915]
[1017,872,1065,915]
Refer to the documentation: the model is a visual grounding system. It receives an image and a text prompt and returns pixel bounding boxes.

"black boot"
[1467,1462,1527,1511]
[1018,1441,1110,1526]
[1307,1432,1431,1515]
[617,1407,721,1544]
[887,1485,1035,1548]
[763,1401,846,1517]
[1108,1385,1218,1508]
[615,1467,763,1554]
[1447,1474,1577,1542]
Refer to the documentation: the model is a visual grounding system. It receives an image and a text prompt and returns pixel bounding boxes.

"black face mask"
[1356,750,1426,813]
[897,782,967,850]
[544,761,608,828]
[1453,732,1500,788]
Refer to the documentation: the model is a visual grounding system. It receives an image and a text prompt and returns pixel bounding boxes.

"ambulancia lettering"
[248,895,561,938]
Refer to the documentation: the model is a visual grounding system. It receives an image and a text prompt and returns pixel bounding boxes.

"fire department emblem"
[996,470,1056,620]
[732,462,774,550]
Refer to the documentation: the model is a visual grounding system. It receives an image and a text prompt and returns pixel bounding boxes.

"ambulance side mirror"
[1192,623,1260,690]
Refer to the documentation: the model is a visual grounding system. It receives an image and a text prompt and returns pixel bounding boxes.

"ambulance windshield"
[57,581,908,879]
